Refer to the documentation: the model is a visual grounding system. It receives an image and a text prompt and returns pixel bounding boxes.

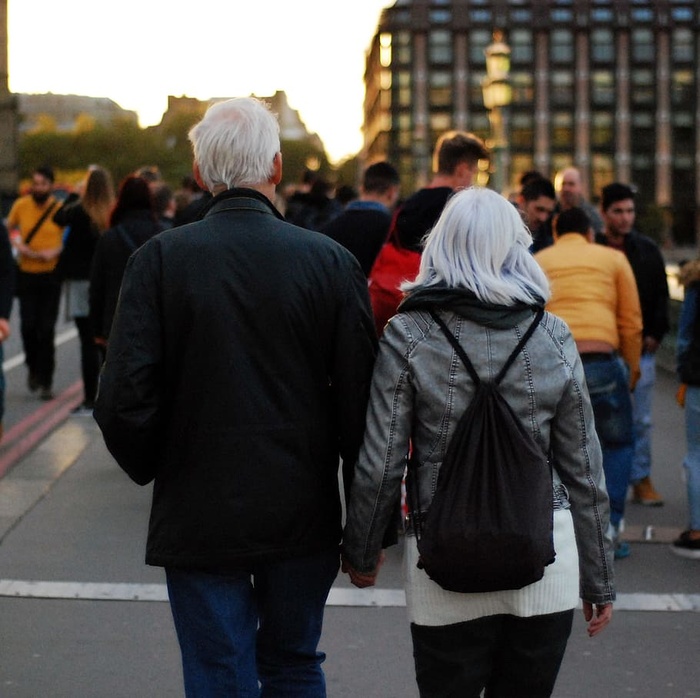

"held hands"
[0,318,10,342]
[341,551,386,589]
[582,601,613,637]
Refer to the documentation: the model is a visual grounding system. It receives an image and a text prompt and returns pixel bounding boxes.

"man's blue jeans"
[683,386,700,531]
[166,548,339,697]
[630,352,656,483]
[582,354,634,529]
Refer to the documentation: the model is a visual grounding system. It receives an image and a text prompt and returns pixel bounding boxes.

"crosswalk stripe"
[0,580,698,611]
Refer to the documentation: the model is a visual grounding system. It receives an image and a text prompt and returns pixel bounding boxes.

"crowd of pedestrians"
[1,95,698,697]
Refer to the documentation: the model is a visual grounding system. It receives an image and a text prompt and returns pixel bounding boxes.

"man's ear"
[270,152,283,185]
[193,162,207,192]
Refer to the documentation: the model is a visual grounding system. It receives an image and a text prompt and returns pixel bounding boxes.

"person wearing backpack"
[342,188,615,698]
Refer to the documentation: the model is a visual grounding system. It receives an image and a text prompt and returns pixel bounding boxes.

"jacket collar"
[200,187,285,221]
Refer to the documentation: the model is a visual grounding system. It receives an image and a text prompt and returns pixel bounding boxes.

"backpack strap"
[430,308,544,386]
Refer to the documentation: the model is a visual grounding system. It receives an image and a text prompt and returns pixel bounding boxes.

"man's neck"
[605,231,626,250]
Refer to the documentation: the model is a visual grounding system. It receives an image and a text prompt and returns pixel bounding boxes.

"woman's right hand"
[583,601,613,637]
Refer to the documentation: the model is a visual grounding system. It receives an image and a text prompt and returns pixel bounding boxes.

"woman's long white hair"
[402,187,551,306]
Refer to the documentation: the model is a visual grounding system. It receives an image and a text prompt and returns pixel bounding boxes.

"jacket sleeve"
[93,240,164,485]
[616,255,643,388]
[550,328,616,605]
[332,258,378,496]
[342,317,413,573]
[646,244,670,343]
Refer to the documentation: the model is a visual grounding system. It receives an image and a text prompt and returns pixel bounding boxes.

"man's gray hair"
[188,97,280,191]
[403,187,551,306]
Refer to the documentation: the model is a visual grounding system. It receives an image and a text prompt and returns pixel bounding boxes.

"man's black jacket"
[94,188,377,571]
[597,230,670,343]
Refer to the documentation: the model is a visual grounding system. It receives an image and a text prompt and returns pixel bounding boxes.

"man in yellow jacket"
[536,206,642,558]
[7,166,64,400]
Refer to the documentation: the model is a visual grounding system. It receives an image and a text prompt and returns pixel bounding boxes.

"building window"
[470,71,486,105]
[591,28,614,62]
[631,7,654,22]
[550,29,574,63]
[673,112,694,128]
[429,30,453,64]
[591,154,614,200]
[591,71,615,105]
[469,30,491,64]
[551,112,574,148]
[631,69,655,105]
[430,113,452,134]
[394,31,412,64]
[429,71,453,107]
[551,71,574,105]
[511,113,534,148]
[430,9,452,23]
[551,8,574,22]
[591,8,614,21]
[397,70,411,107]
[510,29,533,63]
[632,28,654,62]
[467,113,490,142]
[511,9,532,22]
[673,28,694,63]
[591,111,614,147]
[470,9,492,22]
[511,72,534,104]
[632,111,654,127]
[672,70,695,106]
[672,7,694,21]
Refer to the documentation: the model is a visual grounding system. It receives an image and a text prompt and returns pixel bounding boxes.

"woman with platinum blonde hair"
[343,187,615,697]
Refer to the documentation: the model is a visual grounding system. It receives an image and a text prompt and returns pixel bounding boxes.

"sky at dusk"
[7,0,393,163]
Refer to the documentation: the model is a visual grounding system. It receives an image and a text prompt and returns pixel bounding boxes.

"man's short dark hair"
[434,131,489,174]
[363,161,400,194]
[520,170,544,188]
[521,176,556,202]
[556,207,591,236]
[34,165,55,183]
[601,182,636,211]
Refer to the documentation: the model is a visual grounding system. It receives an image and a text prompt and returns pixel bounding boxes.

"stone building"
[363,0,700,242]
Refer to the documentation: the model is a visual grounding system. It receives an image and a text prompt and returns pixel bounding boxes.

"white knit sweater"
[405,509,580,626]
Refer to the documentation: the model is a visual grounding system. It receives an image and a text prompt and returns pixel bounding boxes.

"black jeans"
[74,316,100,404]
[18,271,61,389]
[411,610,574,698]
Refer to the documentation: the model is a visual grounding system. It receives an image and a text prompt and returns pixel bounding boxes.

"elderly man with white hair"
[95,97,377,697]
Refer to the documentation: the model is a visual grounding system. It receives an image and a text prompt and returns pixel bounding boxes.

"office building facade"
[363,0,699,242]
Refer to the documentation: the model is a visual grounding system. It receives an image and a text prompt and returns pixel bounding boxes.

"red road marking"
[0,380,84,479]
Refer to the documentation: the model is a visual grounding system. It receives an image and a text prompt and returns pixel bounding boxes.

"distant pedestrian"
[554,167,604,237]
[343,188,614,697]
[597,183,670,507]
[673,259,700,559]
[369,131,489,336]
[536,207,642,559]
[7,165,64,400]
[89,175,162,354]
[53,164,115,413]
[94,97,377,696]
[320,161,400,276]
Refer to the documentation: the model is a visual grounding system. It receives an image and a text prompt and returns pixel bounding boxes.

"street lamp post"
[482,31,512,196]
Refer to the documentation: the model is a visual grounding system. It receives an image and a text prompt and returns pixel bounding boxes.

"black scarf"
[399,285,543,329]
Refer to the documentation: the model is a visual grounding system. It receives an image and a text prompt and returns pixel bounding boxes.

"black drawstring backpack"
[409,309,555,593]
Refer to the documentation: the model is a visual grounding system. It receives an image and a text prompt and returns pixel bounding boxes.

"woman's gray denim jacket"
[343,307,616,606]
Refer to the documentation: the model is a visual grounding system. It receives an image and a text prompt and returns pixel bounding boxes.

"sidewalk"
[0,368,699,697]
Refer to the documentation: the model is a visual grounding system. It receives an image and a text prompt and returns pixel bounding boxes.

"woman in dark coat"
[89,175,164,355]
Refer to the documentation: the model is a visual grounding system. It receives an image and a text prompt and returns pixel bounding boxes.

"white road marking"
[3,327,78,372]
[0,580,698,612]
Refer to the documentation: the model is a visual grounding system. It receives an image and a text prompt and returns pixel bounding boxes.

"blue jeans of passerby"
[630,352,656,483]
[683,386,700,531]
[166,548,340,698]
[582,354,635,529]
